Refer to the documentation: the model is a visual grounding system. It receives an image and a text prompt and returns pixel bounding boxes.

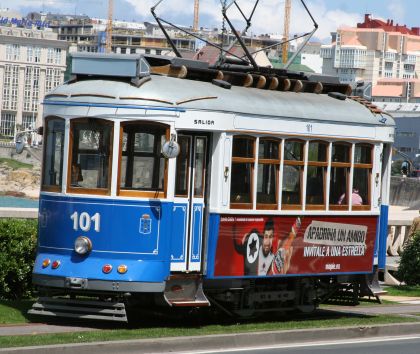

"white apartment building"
[321,15,420,86]
[0,24,68,139]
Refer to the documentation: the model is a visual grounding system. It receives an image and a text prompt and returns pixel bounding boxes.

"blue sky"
[8,0,420,41]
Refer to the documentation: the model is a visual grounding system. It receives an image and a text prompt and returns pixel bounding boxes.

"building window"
[26,46,41,62]
[23,66,40,112]
[68,118,113,194]
[2,65,19,111]
[282,139,304,209]
[230,136,255,208]
[257,138,280,209]
[119,121,168,198]
[27,46,33,62]
[0,113,16,137]
[6,44,20,61]
[42,117,65,191]
[47,48,61,64]
[22,114,37,131]
[45,68,62,93]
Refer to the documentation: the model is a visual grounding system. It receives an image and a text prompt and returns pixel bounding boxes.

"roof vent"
[71,53,150,79]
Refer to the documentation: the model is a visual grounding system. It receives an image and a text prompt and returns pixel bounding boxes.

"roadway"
[174,336,420,354]
[2,303,420,353]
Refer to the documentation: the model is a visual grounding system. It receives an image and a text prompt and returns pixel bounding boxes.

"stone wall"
[390,176,420,209]
[0,145,42,168]
[0,146,41,198]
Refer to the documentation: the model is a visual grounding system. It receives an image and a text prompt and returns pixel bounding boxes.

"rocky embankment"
[0,163,40,199]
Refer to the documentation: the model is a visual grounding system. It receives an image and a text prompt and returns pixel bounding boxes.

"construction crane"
[193,0,199,31]
[105,0,113,53]
[282,0,291,64]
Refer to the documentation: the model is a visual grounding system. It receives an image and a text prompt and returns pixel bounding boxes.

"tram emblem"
[139,214,152,235]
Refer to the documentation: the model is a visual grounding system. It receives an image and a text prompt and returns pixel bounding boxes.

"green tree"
[0,219,37,299]
[396,231,420,285]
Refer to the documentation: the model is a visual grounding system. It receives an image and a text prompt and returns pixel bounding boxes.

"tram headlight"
[74,236,92,255]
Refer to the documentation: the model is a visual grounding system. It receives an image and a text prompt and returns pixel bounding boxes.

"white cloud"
[387,2,405,24]
[9,0,362,42]
[123,0,362,42]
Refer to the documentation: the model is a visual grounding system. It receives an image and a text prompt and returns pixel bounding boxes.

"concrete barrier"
[0,208,38,219]
[384,219,413,285]
[390,176,420,209]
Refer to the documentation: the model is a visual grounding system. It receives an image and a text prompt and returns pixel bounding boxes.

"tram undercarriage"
[28,273,382,322]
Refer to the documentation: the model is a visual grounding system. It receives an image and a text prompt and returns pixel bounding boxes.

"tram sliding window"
[306,141,328,209]
[119,122,167,198]
[282,140,304,209]
[42,117,65,191]
[352,143,372,209]
[257,138,280,209]
[230,136,255,209]
[329,142,351,209]
[68,118,113,194]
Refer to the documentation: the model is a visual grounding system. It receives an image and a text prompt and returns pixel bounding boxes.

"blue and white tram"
[30,54,394,321]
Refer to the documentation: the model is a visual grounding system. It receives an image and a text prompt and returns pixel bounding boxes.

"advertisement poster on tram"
[213,216,377,277]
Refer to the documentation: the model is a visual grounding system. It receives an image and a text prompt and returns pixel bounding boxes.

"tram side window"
[119,122,167,197]
[352,143,372,209]
[175,136,190,196]
[282,140,304,208]
[257,138,280,209]
[329,143,351,209]
[306,141,328,209]
[68,118,113,194]
[230,136,255,208]
[42,117,65,191]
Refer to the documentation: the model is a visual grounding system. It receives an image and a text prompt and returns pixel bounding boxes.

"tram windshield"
[42,117,65,191]
[68,118,113,193]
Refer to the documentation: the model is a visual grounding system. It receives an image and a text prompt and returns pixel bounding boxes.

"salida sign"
[213,215,377,277]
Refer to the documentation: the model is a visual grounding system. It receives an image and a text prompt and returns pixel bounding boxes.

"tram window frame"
[174,135,191,197]
[41,116,65,192]
[117,121,169,199]
[67,118,114,195]
[329,142,352,211]
[230,135,255,209]
[256,138,280,210]
[352,143,373,210]
[306,140,328,210]
[282,139,305,210]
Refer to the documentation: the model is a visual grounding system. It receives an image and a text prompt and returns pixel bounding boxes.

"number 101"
[70,211,100,232]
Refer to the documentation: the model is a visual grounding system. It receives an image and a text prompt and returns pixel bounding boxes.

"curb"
[2,322,420,353]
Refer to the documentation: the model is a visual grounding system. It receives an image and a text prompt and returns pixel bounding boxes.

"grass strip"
[384,285,420,297]
[0,300,33,324]
[0,157,33,170]
[0,314,418,348]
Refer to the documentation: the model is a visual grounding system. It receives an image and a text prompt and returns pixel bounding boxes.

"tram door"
[171,133,208,272]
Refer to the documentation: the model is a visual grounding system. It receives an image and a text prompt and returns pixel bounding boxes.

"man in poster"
[234,218,300,276]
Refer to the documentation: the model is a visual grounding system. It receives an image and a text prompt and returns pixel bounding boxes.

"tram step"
[28,296,128,322]
[164,276,210,307]
[167,300,211,307]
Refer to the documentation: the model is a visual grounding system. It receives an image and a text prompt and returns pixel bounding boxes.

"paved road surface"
[179,335,420,354]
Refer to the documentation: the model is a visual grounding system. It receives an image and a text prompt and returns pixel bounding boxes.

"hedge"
[396,231,420,285]
[0,219,37,299]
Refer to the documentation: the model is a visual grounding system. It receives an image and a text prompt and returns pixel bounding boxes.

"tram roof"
[47,74,394,127]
